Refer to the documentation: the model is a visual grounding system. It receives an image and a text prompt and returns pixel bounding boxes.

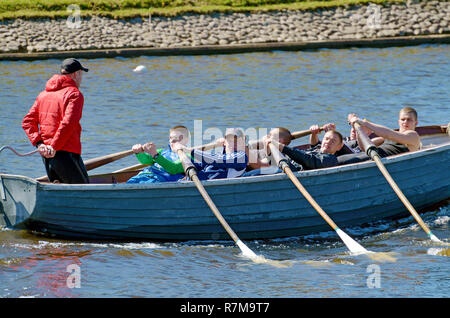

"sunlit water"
[0,45,449,298]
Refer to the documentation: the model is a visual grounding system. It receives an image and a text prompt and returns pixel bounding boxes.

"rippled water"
[0,45,449,298]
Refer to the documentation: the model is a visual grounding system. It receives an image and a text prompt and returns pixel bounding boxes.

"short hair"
[170,125,189,135]
[400,107,418,121]
[326,130,343,144]
[270,127,292,145]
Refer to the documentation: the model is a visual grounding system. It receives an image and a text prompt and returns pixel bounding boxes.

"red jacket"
[22,74,84,154]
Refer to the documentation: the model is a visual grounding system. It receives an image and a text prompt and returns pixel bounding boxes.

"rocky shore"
[0,1,449,53]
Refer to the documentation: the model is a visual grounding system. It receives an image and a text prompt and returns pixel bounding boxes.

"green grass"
[0,0,407,20]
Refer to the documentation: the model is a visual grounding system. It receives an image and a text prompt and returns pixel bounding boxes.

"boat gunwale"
[1,137,449,191]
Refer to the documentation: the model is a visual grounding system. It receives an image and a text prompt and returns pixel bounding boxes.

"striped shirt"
[190,149,248,180]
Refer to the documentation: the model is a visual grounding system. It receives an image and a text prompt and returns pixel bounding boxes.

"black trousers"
[43,151,90,184]
[337,146,408,165]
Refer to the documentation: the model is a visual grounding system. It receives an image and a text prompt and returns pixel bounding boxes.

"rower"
[338,107,421,165]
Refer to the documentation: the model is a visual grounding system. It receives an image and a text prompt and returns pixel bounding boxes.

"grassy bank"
[0,0,407,20]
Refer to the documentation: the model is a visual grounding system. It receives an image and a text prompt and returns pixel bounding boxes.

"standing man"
[22,58,90,183]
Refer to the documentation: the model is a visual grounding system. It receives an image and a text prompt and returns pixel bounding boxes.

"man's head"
[169,125,189,148]
[398,107,418,132]
[224,128,246,153]
[60,58,88,88]
[320,130,344,154]
[269,127,292,146]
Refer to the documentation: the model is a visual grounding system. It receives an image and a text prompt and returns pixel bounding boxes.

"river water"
[0,45,449,298]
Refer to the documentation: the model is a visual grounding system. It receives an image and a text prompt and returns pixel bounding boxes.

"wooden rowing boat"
[0,125,448,240]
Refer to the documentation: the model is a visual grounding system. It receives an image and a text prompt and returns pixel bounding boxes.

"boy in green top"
[126,126,190,183]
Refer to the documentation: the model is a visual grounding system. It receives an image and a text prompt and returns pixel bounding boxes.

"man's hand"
[322,123,336,132]
[215,137,225,147]
[172,142,187,153]
[143,142,158,157]
[348,114,361,126]
[347,113,357,124]
[38,144,55,158]
[309,124,321,135]
[132,144,144,154]
[265,138,284,155]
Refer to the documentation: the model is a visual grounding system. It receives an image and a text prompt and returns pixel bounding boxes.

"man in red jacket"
[22,58,90,183]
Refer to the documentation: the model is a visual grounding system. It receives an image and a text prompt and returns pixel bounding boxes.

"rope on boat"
[0,146,39,157]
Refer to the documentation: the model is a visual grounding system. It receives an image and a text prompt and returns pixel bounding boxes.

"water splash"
[427,248,450,257]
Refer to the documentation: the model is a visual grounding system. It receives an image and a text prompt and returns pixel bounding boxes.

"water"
[0,45,449,298]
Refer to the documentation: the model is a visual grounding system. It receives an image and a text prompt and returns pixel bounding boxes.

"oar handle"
[290,127,323,140]
[83,149,134,171]
[191,140,222,152]
[267,141,289,170]
[177,149,197,180]
[353,122,378,158]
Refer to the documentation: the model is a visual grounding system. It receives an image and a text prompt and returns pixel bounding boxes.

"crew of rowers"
[126,107,421,184]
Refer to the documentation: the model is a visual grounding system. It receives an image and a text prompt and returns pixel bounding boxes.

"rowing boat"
[1,125,448,240]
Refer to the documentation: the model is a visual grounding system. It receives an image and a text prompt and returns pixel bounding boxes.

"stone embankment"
[0,1,449,53]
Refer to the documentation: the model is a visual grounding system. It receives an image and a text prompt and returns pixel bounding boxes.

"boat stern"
[0,174,37,228]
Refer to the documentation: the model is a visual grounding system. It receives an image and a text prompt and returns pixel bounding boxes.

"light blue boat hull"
[1,140,449,241]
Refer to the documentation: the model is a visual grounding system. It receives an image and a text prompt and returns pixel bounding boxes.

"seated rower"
[243,127,292,176]
[338,107,420,165]
[338,114,384,156]
[267,129,344,170]
[126,125,190,184]
[173,128,248,181]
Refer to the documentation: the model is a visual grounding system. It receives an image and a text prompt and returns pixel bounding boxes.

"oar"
[36,149,134,182]
[353,122,444,244]
[267,141,370,255]
[176,148,260,261]
[291,127,324,140]
[113,163,147,173]
[83,149,134,171]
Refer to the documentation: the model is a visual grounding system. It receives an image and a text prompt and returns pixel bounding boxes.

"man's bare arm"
[351,118,420,151]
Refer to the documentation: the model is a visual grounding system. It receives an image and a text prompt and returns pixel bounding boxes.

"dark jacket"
[282,144,338,170]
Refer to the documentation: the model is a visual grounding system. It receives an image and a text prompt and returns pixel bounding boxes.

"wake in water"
[1,206,447,264]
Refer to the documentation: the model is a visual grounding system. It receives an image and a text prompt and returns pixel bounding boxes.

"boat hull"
[1,141,449,241]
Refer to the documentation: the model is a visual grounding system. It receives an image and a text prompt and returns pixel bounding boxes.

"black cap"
[61,58,89,74]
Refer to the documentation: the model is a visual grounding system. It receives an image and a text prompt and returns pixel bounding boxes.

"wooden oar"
[290,127,324,140]
[113,163,147,173]
[267,142,370,255]
[353,122,444,244]
[36,149,134,182]
[176,149,260,261]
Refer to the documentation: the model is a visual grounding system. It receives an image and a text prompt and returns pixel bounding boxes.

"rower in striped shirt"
[173,128,248,181]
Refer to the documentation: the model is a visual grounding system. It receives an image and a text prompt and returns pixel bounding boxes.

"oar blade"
[335,228,369,255]
[429,233,444,244]
[236,239,259,260]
